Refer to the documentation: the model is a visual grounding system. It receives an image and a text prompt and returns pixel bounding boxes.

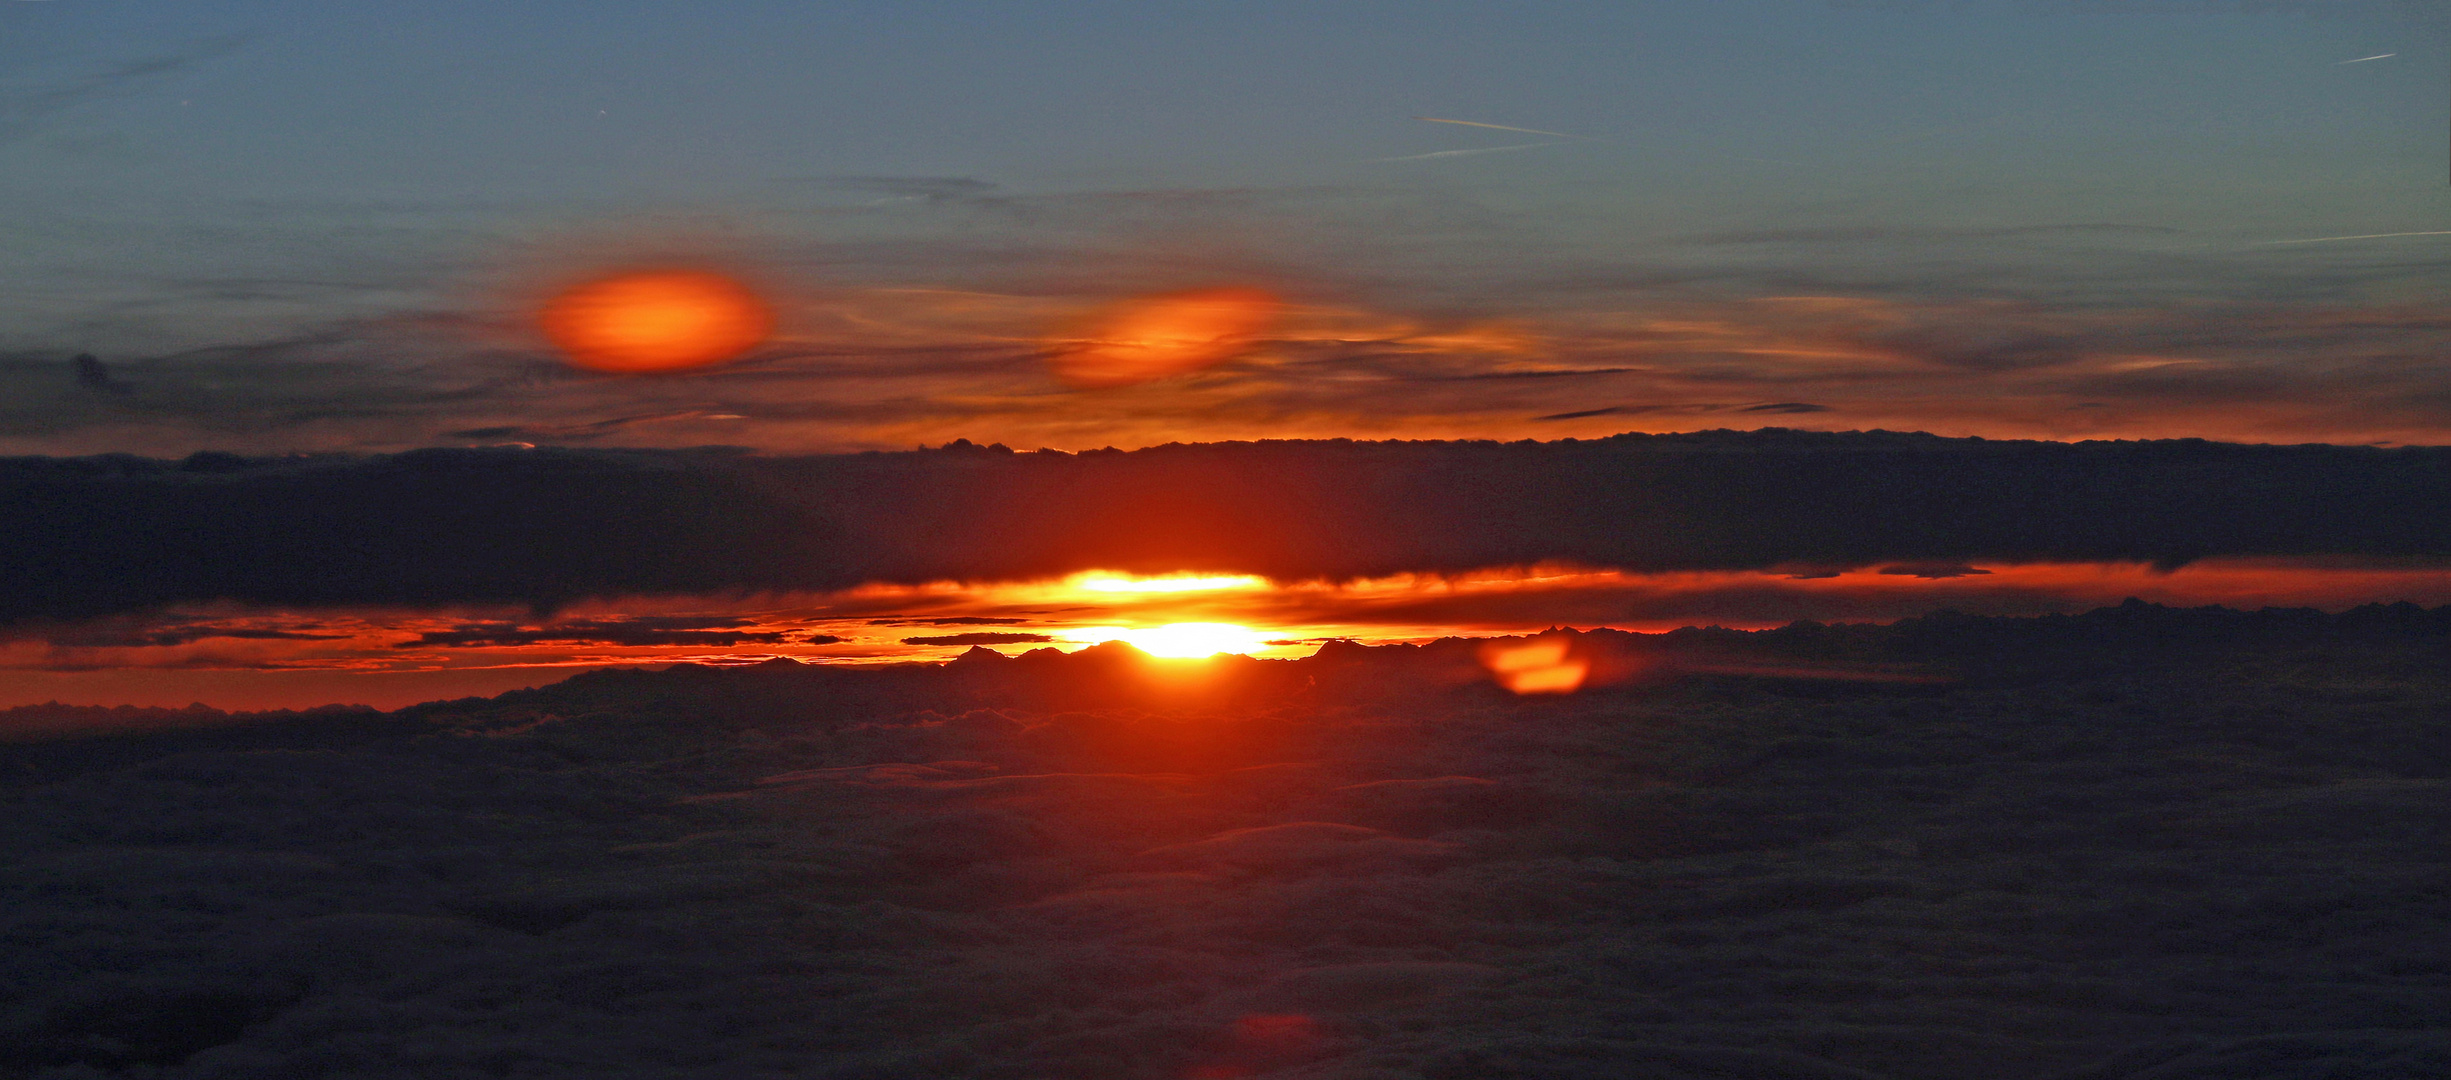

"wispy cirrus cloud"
[0,34,245,145]
[4,168,2450,454]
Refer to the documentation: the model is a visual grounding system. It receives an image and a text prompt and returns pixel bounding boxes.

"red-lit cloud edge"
[6,557,2449,711]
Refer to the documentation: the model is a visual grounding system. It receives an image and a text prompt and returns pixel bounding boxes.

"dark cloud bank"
[4,603,2449,1078]
[6,429,2451,621]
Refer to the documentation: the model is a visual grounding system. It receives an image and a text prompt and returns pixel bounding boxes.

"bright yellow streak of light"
[1073,573,1270,594]
[1064,622,1270,658]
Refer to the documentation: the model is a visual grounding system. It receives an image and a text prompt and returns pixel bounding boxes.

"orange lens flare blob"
[1069,622,1270,658]
[1481,638,1590,694]
[540,270,774,373]
[1048,287,1281,388]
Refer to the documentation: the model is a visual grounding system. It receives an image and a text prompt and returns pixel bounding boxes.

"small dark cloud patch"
[444,410,743,443]
[1450,367,1641,382]
[1878,563,1993,579]
[1533,405,1671,422]
[899,632,1054,646]
[400,617,803,649]
[71,355,132,395]
[868,617,1031,626]
[1739,402,1832,414]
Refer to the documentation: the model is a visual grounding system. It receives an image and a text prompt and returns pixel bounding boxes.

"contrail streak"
[1371,141,1562,162]
[2337,53,2396,64]
[2261,230,2451,245]
[1412,117,1591,139]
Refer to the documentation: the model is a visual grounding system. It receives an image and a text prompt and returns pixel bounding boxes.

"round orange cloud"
[540,270,773,373]
[1048,287,1281,388]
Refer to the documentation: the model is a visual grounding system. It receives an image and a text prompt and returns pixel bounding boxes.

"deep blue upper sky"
[4,1,2448,453]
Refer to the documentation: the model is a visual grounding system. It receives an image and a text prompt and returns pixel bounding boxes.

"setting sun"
[540,270,774,373]
[1067,622,1270,658]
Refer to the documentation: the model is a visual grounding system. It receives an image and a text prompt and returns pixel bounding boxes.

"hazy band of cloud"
[5,430,2448,622]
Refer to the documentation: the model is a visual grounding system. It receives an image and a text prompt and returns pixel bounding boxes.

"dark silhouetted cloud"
[1738,402,1832,414]
[898,632,1054,646]
[1532,405,1673,421]
[399,616,816,649]
[446,409,747,443]
[1876,563,1992,579]
[71,354,131,395]
[6,431,2451,621]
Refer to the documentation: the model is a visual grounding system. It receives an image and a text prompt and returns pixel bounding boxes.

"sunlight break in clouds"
[9,559,2451,710]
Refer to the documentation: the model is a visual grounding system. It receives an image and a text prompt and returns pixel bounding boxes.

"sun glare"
[540,270,773,373]
[1068,622,1270,658]
[1074,573,1269,594]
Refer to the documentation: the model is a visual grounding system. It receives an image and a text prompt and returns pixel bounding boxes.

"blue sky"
[3,1,2449,453]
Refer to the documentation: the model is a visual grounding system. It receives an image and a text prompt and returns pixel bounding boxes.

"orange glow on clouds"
[1480,638,1589,694]
[1048,287,1281,388]
[10,559,2451,710]
[1075,573,1270,594]
[540,270,773,373]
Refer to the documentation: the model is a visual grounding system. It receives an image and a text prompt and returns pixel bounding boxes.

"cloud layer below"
[5,604,2448,1077]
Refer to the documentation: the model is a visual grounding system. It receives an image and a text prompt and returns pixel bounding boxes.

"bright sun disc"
[1077,622,1269,658]
[540,270,774,373]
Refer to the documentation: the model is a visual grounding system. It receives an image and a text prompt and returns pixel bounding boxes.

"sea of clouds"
[4,606,2449,1078]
